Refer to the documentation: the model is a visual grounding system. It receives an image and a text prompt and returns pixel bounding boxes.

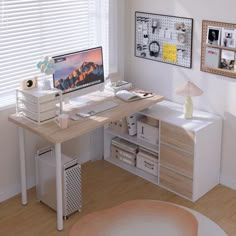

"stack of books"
[105,80,132,93]
[111,137,138,166]
[112,137,138,153]
[115,90,153,102]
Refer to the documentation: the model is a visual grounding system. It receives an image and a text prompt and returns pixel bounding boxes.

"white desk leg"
[55,143,63,231]
[18,127,27,205]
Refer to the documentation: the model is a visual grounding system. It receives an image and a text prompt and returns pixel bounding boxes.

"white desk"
[8,90,164,231]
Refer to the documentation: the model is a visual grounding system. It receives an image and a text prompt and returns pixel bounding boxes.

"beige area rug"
[69,200,198,236]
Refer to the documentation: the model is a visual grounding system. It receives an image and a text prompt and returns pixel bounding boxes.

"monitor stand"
[62,84,105,108]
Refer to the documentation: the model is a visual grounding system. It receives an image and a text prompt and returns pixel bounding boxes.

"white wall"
[124,0,236,189]
[0,108,48,201]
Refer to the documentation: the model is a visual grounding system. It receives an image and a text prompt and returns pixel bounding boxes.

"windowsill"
[0,104,16,112]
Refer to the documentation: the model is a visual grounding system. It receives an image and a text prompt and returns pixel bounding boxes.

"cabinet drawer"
[160,143,193,179]
[160,166,192,199]
[160,121,194,155]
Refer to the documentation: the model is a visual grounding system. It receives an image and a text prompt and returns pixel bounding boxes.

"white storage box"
[20,107,58,122]
[137,117,159,145]
[126,113,143,136]
[111,137,138,166]
[111,137,138,153]
[19,88,61,103]
[109,118,128,134]
[112,145,136,166]
[16,88,62,124]
[20,98,60,113]
[136,148,158,176]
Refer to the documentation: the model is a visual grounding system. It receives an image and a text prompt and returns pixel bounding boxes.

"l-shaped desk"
[8,90,164,231]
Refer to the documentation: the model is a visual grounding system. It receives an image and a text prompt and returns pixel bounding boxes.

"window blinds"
[0,0,110,108]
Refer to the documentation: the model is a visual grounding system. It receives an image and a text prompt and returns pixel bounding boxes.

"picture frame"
[206,26,221,46]
[221,28,236,48]
[201,20,236,79]
[219,50,235,71]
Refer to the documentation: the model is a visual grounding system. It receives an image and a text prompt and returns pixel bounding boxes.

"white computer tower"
[35,146,82,218]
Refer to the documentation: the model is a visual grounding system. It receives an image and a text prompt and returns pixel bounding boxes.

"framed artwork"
[221,28,236,48]
[206,27,221,46]
[219,50,235,70]
[201,20,236,79]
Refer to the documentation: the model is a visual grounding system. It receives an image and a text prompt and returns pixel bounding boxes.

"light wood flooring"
[1,160,236,236]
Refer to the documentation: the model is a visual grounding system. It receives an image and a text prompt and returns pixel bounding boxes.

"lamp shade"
[175,81,203,97]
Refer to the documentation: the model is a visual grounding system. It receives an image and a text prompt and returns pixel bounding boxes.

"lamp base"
[184,96,193,119]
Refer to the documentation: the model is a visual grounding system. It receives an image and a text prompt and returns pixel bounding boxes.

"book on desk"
[105,80,133,93]
[115,90,153,102]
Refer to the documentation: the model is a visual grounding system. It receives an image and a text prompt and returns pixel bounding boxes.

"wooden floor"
[1,160,236,236]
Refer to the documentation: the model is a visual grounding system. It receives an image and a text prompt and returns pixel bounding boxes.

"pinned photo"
[207,26,221,46]
[221,28,236,48]
[219,50,235,71]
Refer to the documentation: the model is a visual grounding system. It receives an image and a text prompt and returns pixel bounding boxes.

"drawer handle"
[144,161,154,170]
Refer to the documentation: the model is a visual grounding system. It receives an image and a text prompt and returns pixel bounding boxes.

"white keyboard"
[77,101,119,117]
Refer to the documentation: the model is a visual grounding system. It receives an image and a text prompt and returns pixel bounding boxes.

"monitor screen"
[53,47,104,94]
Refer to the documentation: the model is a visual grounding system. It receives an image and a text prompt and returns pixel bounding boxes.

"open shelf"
[205,44,236,52]
[105,128,159,154]
[104,101,222,202]
[105,157,159,185]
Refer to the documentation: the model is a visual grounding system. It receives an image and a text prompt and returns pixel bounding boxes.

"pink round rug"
[70,200,198,236]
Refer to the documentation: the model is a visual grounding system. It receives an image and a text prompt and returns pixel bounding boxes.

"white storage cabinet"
[104,100,222,202]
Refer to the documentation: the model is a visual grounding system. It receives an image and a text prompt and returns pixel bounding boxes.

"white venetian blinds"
[0,0,110,108]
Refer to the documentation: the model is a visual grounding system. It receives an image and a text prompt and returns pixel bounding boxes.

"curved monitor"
[53,47,104,96]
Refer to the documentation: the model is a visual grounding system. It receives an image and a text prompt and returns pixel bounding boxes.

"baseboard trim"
[0,177,35,203]
[220,175,236,190]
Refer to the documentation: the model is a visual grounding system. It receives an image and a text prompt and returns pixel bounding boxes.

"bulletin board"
[201,20,236,79]
[135,11,193,68]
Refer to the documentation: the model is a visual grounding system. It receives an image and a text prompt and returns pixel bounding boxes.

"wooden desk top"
[9,90,164,143]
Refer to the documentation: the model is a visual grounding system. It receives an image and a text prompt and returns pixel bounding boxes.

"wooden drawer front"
[160,143,193,179]
[160,121,194,154]
[160,166,193,199]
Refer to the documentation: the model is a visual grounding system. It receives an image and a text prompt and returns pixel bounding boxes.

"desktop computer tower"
[35,146,82,219]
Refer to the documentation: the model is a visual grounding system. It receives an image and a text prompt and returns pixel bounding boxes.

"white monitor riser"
[62,83,105,106]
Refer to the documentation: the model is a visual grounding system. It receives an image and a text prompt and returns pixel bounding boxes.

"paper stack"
[105,80,132,93]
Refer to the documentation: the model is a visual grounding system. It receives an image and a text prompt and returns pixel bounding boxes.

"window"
[0,0,112,108]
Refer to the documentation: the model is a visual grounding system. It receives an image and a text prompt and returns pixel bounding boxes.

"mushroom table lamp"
[175,81,203,119]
